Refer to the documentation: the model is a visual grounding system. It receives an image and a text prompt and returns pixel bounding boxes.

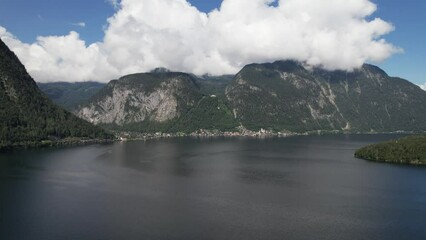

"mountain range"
[69,61,426,134]
[2,36,424,138]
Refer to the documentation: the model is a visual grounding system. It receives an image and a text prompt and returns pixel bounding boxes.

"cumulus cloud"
[0,27,118,82]
[0,0,400,82]
[420,83,426,91]
[71,22,86,27]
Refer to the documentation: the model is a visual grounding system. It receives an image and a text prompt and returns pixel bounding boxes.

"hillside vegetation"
[0,39,112,150]
[76,70,240,133]
[355,135,426,165]
[42,58,426,135]
[226,61,426,132]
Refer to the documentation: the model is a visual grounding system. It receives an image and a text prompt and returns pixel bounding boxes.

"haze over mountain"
[38,82,106,110]
[0,39,110,149]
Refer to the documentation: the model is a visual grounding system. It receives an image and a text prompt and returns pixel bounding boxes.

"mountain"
[38,82,105,110]
[355,135,426,165]
[76,71,238,133]
[226,60,426,132]
[75,60,426,134]
[0,39,111,149]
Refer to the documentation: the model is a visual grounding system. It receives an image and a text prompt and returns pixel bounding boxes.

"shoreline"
[355,157,426,167]
[1,130,422,153]
[114,129,420,142]
[0,138,114,152]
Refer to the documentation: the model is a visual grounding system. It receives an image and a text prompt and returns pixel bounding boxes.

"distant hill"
[38,82,105,110]
[0,39,111,150]
[355,135,426,165]
[226,60,426,132]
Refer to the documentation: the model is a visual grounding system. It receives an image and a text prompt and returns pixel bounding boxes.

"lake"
[1,134,426,240]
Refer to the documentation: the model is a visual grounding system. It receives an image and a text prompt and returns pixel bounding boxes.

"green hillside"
[0,39,112,150]
[226,60,426,132]
[355,135,426,165]
[169,95,238,133]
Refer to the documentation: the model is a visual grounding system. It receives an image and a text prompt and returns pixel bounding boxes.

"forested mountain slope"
[226,60,426,132]
[0,39,111,149]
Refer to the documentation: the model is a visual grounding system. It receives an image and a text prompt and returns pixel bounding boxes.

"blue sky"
[0,0,424,85]
[0,0,220,43]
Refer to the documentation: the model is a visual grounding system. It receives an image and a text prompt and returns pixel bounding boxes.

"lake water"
[1,135,426,240]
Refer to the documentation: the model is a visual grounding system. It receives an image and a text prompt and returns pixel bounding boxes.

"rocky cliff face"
[76,72,202,126]
[226,60,426,132]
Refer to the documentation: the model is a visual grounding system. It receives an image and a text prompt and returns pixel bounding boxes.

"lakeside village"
[115,127,421,142]
[115,127,340,142]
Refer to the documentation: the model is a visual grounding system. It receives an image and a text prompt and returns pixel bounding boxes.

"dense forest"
[355,135,426,165]
[0,39,112,150]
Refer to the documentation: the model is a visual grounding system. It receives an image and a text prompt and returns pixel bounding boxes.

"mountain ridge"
[226,60,426,132]
[72,59,426,134]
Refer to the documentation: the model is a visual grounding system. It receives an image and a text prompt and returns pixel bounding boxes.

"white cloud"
[420,83,426,91]
[0,27,118,82]
[0,0,401,82]
[71,22,86,27]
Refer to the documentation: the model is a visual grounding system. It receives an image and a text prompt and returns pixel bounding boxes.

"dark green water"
[1,135,425,240]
